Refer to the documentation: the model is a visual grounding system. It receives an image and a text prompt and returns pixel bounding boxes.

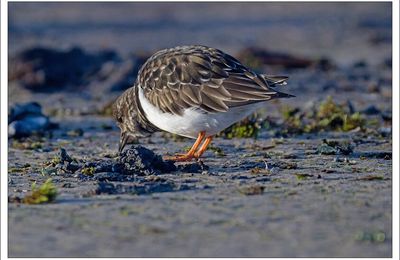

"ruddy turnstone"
[113,45,294,161]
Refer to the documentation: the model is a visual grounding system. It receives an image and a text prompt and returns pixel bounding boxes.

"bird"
[112,45,294,161]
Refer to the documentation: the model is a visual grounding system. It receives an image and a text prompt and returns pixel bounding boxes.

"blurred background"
[8,2,392,110]
[9,2,391,63]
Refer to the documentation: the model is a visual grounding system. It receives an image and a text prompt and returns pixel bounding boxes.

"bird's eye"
[117,117,123,123]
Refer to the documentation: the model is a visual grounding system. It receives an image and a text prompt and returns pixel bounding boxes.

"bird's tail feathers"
[260,74,289,87]
[275,91,295,98]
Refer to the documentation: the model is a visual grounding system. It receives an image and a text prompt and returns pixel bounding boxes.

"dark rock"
[56,162,76,174]
[76,146,176,181]
[8,102,57,138]
[65,163,80,173]
[8,116,50,138]
[360,151,391,159]
[118,145,176,175]
[362,105,381,115]
[317,144,337,155]
[62,183,73,188]
[317,139,353,155]
[59,148,73,163]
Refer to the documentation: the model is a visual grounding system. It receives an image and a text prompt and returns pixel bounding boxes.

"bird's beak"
[118,131,129,154]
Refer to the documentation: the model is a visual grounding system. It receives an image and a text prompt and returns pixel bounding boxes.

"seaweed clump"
[23,178,57,204]
[280,96,366,135]
[218,114,262,139]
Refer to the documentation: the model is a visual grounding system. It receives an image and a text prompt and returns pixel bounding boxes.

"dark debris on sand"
[118,146,176,176]
[94,178,191,195]
[76,146,176,181]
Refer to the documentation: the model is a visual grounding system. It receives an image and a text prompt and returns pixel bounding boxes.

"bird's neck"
[133,85,161,133]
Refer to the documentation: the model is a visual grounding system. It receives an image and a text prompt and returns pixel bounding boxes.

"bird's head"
[112,88,149,154]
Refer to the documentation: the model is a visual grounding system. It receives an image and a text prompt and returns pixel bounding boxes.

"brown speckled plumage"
[137,45,292,115]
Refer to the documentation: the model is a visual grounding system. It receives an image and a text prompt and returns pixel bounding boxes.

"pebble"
[362,105,381,115]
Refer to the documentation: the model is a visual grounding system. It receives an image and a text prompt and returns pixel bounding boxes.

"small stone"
[362,105,381,115]
[59,148,73,163]
[317,144,337,155]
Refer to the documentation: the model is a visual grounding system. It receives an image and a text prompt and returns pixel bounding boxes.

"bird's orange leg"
[164,131,206,162]
[194,136,213,159]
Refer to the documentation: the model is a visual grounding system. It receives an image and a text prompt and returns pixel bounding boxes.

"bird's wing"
[138,46,288,115]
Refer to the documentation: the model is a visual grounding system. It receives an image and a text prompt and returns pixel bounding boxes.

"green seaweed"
[280,96,367,134]
[208,146,226,156]
[355,231,386,243]
[11,139,43,150]
[342,112,365,131]
[9,163,31,173]
[218,114,261,139]
[81,167,96,176]
[23,178,57,204]
[43,155,61,167]
[295,173,313,180]
[9,167,24,173]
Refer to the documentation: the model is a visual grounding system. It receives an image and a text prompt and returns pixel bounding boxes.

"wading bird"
[113,45,294,161]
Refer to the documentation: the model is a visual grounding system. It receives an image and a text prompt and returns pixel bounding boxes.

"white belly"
[138,88,264,139]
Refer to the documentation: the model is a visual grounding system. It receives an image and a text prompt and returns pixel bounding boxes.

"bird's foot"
[163,153,196,162]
